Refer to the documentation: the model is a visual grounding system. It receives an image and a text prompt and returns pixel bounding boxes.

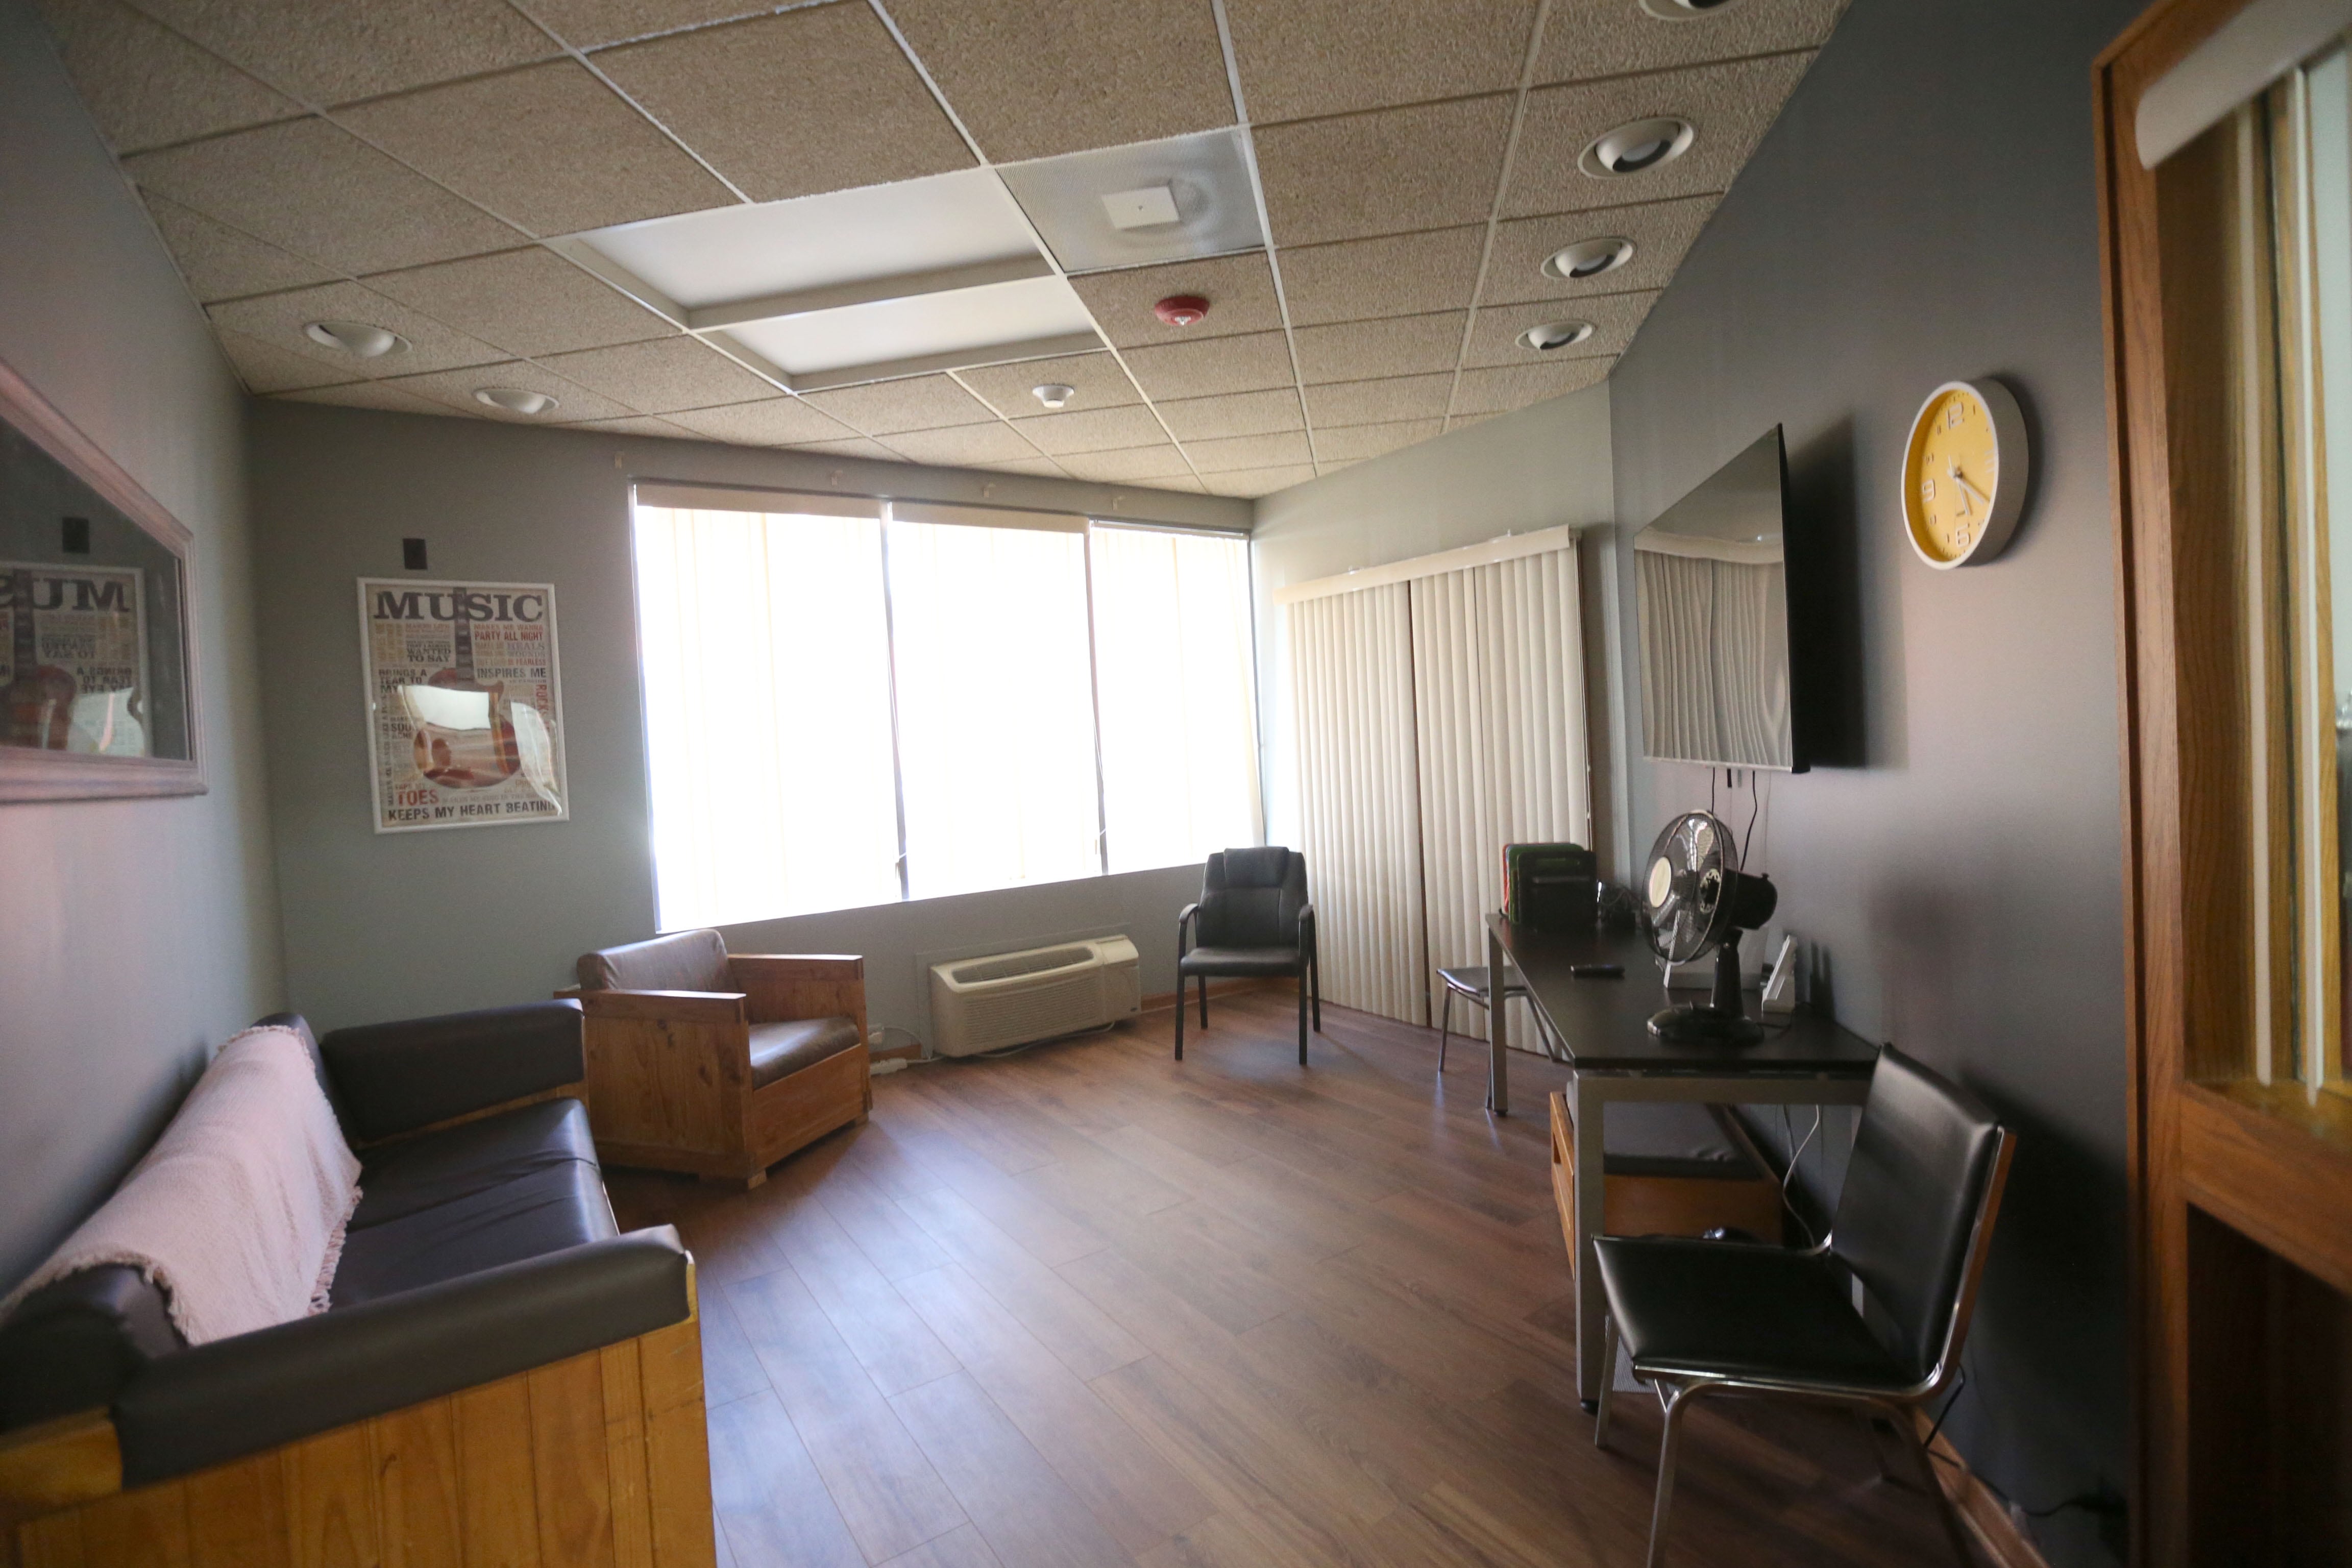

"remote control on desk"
[1569,963,1624,979]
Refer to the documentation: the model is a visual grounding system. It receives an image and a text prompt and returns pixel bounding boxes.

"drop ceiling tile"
[1291,311,1465,384]
[1010,404,1169,455]
[126,117,525,274]
[882,0,1233,162]
[1302,373,1454,427]
[785,436,899,460]
[884,422,1047,467]
[337,62,732,237]
[663,398,857,446]
[275,379,455,415]
[1202,464,1315,497]
[954,353,1141,419]
[1450,357,1610,415]
[129,0,558,105]
[209,280,509,377]
[1253,96,1511,247]
[1479,194,1718,306]
[1156,388,1304,443]
[1184,430,1311,472]
[1463,290,1656,368]
[973,455,1069,477]
[1069,253,1284,349]
[596,8,972,203]
[528,0,768,49]
[145,194,336,302]
[1224,0,1536,124]
[216,330,361,393]
[569,413,699,438]
[1119,331,1295,402]
[1505,53,1815,217]
[33,0,300,153]
[1052,445,1193,482]
[1313,419,1445,462]
[382,359,638,422]
[537,336,780,412]
[361,248,674,357]
[1277,227,1485,326]
[1537,0,1844,85]
[800,375,997,436]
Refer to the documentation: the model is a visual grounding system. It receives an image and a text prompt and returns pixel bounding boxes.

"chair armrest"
[575,989,749,1024]
[321,1001,584,1144]
[111,1229,692,1487]
[1178,902,1200,956]
[1298,902,1316,958]
[728,955,865,1033]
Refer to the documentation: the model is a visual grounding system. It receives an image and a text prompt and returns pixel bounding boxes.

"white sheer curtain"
[1090,525,1261,872]
[886,518,1101,898]
[634,504,901,929]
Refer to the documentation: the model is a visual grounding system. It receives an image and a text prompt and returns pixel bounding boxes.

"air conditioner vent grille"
[951,945,1094,985]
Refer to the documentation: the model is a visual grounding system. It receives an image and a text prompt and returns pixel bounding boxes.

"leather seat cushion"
[333,1100,615,1307]
[1178,945,1304,978]
[749,1016,861,1089]
[1594,1235,1913,1390]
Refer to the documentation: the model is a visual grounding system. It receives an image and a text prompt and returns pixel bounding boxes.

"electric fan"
[1639,810,1778,1045]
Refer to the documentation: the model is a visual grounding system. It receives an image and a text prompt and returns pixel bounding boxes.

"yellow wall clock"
[1902,379,2028,568]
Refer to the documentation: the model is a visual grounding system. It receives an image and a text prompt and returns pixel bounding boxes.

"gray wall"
[0,0,282,1290]
[1250,384,1623,869]
[248,402,1242,1037]
[1607,0,2136,1560]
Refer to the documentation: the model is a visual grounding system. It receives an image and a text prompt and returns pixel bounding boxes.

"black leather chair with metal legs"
[1174,846,1319,1064]
[1592,1046,2014,1568]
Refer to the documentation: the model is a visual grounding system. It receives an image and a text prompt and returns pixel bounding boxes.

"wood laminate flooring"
[608,990,1974,1568]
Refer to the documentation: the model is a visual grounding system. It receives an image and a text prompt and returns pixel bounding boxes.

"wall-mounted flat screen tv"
[1635,425,1800,771]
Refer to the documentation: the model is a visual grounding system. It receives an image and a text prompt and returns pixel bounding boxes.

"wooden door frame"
[2098,2,2352,1562]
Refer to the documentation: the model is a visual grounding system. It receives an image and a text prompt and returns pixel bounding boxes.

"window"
[632,487,1258,929]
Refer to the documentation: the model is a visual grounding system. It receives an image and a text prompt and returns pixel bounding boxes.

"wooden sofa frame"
[0,1268,714,1568]
[564,954,872,1190]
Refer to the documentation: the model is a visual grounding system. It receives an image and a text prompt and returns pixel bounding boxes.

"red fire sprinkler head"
[1154,295,1210,328]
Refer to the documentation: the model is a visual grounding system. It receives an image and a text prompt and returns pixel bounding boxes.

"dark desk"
[1484,914,1880,1400]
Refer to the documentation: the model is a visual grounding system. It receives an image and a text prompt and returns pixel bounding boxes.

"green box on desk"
[1503,843,1596,928]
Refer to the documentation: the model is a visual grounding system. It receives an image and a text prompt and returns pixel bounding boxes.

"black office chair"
[1175,847,1319,1064]
[1592,1046,2014,1568]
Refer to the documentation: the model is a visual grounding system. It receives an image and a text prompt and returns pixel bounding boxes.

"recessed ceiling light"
[305,320,408,358]
[1542,237,1636,281]
[474,387,560,416]
[1581,117,1696,177]
[1518,320,1596,353]
[1639,0,1741,16]
[1032,383,1077,409]
[1101,185,1181,231]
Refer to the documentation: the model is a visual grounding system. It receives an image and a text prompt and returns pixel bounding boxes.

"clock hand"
[1946,461,1993,510]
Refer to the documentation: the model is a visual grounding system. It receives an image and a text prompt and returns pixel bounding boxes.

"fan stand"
[1648,929,1766,1046]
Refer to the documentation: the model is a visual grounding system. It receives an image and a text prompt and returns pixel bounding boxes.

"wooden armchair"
[565,929,870,1189]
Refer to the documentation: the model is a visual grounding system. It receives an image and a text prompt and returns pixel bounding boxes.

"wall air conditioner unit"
[929,936,1141,1057]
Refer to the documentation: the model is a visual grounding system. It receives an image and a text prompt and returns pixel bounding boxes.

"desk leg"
[1570,1074,1606,1407]
[1485,924,1509,1116]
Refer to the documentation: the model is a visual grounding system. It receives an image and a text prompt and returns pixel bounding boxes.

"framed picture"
[358,578,569,832]
[0,357,202,803]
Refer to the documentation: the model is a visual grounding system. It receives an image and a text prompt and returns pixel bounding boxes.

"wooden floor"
[608,989,1971,1568]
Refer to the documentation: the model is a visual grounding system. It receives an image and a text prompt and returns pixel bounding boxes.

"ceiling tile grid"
[37,0,1842,499]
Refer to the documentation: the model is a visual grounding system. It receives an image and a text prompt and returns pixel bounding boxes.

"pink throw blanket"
[0,1025,362,1343]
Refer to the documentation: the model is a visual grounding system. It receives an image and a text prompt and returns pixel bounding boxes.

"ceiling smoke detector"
[1154,295,1209,327]
[305,320,408,358]
[1518,320,1596,353]
[1032,383,1077,409]
[473,387,560,416]
[1543,237,1636,281]
[1581,117,1696,177]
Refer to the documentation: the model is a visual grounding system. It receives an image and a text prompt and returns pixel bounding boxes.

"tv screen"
[1635,426,1798,771]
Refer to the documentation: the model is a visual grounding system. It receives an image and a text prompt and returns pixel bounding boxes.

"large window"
[632,487,1259,929]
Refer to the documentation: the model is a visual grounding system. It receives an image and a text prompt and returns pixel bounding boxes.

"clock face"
[1902,380,2026,568]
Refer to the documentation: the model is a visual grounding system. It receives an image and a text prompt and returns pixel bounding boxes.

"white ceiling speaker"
[304,320,408,358]
[473,387,560,416]
[1543,237,1636,281]
[1581,117,1696,177]
[1031,383,1077,409]
[1639,0,1743,15]
[1519,320,1596,353]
